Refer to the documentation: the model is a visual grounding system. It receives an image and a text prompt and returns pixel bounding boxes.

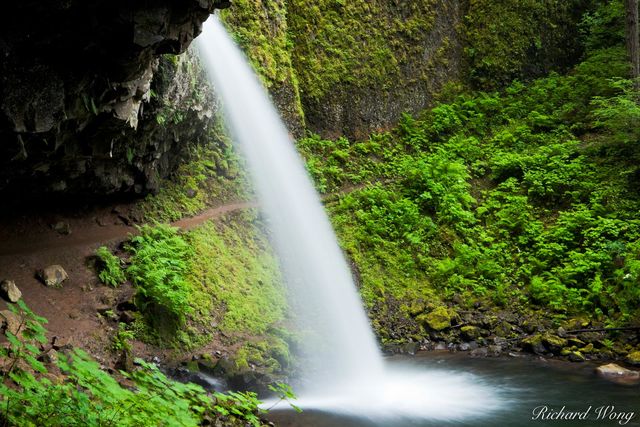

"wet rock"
[459,342,471,352]
[542,334,567,353]
[626,350,640,366]
[0,280,22,303]
[522,334,546,355]
[52,221,71,235]
[38,265,68,287]
[568,351,585,362]
[567,337,586,347]
[470,347,488,357]
[595,363,640,385]
[434,342,447,351]
[487,345,503,357]
[116,350,135,372]
[460,325,481,340]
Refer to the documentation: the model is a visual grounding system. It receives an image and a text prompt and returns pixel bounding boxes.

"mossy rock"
[522,334,546,354]
[626,350,640,366]
[407,300,426,317]
[542,334,567,353]
[568,351,586,362]
[460,325,481,340]
[580,343,595,354]
[417,306,455,331]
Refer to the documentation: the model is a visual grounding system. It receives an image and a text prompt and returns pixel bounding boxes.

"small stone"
[487,345,503,357]
[52,221,71,235]
[557,326,567,338]
[459,342,471,352]
[38,265,68,287]
[596,363,640,385]
[39,349,58,364]
[0,280,21,303]
[0,310,21,335]
[52,336,72,351]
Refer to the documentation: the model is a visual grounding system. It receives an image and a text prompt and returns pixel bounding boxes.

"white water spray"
[197,15,506,421]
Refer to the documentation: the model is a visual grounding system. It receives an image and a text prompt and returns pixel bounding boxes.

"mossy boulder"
[542,334,567,353]
[522,334,546,354]
[460,325,481,340]
[626,350,640,366]
[417,306,456,331]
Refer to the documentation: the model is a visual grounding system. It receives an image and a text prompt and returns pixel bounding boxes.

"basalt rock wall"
[0,0,228,197]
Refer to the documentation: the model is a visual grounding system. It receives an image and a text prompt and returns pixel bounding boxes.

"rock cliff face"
[0,0,228,197]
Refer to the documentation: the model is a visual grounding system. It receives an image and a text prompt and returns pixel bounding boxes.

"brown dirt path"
[0,199,256,362]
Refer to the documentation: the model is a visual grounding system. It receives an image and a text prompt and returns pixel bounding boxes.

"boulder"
[38,265,68,287]
[461,325,481,340]
[522,334,546,355]
[417,306,454,331]
[626,350,640,366]
[0,280,22,303]
[595,363,640,386]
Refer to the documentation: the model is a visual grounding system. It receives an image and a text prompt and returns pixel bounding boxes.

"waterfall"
[197,15,505,422]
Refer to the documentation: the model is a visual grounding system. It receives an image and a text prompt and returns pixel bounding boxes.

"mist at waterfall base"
[196,16,507,422]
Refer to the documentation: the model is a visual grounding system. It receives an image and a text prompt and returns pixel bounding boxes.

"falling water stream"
[196,15,507,423]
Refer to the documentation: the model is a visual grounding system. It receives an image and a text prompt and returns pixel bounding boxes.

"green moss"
[221,0,305,128]
[460,325,481,340]
[140,145,248,223]
[626,350,640,365]
[417,306,453,331]
[463,0,587,88]
[187,213,287,335]
[286,0,440,101]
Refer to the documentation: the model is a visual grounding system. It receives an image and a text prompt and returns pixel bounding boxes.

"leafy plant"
[126,224,195,328]
[95,246,126,288]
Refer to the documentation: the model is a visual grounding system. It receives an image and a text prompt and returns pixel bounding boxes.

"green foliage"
[303,33,640,331]
[0,302,272,427]
[111,323,135,354]
[268,383,302,413]
[213,390,263,426]
[592,79,640,144]
[95,246,125,288]
[126,224,204,331]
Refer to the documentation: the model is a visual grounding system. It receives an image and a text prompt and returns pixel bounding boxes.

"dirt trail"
[0,199,257,362]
